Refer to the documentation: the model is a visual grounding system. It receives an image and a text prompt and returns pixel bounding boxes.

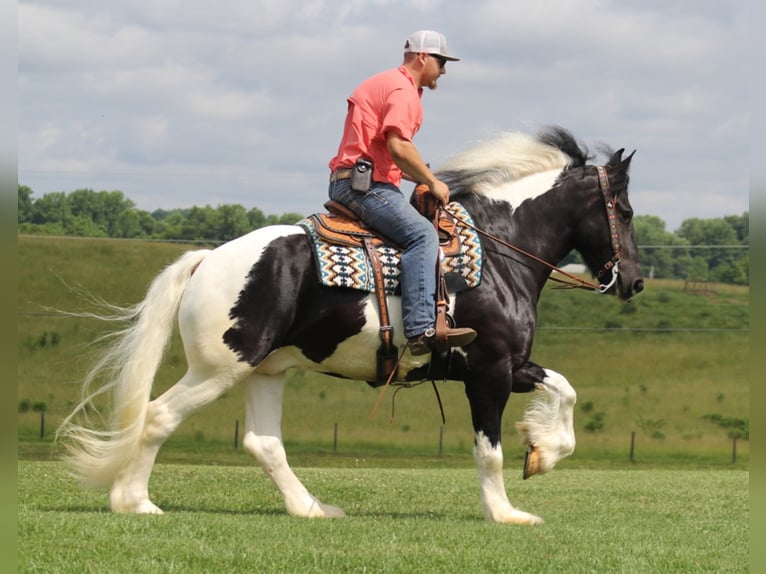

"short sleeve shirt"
[329,66,423,186]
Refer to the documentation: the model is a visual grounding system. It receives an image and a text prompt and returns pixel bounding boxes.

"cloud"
[18,0,749,231]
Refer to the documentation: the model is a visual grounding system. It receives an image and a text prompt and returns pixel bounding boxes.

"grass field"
[17,235,749,467]
[18,461,748,573]
[16,236,751,572]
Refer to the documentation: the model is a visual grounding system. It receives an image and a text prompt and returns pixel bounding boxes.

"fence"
[229,420,744,464]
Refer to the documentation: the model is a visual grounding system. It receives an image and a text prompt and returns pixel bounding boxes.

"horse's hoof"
[112,500,164,514]
[320,504,346,519]
[488,508,544,525]
[295,498,347,519]
[523,446,541,480]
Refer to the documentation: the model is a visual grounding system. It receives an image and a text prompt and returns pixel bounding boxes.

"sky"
[17,0,749,232]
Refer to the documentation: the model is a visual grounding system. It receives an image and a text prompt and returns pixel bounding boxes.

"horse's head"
[574,148,644,301]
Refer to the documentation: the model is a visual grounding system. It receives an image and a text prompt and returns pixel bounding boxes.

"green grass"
[18,461,748,573]
[17,235,749,467]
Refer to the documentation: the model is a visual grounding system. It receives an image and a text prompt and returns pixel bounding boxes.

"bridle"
[452,164,623,293]
[594,165,622,292]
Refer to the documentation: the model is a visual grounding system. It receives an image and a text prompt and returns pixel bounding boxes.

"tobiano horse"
[58,127,643,524]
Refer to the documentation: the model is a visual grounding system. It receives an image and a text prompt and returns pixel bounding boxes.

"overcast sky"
[18,0,748,232]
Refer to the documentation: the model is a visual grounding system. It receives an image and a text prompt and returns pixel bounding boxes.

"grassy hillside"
[17,235,749,467]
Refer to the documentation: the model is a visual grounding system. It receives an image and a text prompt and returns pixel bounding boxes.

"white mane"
[437,132,572,194]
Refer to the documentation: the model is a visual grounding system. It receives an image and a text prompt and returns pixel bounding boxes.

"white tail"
[57,249,211,488]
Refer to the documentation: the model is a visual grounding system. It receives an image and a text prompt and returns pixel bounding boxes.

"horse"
[58,126,643,525]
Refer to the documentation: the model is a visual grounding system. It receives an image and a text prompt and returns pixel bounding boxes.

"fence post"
[234,419,239,449]
[629,431,635,462]
[732,437,737,464]
[333,423,338,452]
[40,411,45,439]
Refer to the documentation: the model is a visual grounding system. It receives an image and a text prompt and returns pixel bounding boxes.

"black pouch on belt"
[350,158,373,192]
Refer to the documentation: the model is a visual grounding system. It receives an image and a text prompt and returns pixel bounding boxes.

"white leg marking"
[516,368,577,476]
[109,365,249,514]
[243,373,345,518]
[474,432,543,524]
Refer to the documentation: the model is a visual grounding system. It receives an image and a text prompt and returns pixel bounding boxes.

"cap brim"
[426,52,459,62]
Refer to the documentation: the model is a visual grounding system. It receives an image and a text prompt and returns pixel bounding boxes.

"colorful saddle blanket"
[297,202,483,295]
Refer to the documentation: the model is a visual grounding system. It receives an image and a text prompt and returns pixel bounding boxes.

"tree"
[31,191,71,226]
[179,205,220,240]
[18,185,33,223]
[278,212,305,225]
[678,216,748,285]
[248,207,267,229]
[633,215,691,279]
[113,210,155,238]
[68,189,135,236]
[154,210,187,240]
[216,204,250,241]
[724,212,749,243]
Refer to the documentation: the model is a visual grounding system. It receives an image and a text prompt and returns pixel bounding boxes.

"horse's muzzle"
[619,276,644,301]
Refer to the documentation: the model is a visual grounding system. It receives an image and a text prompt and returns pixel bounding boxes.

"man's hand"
[387,132,450,205]
[428,179,450,206]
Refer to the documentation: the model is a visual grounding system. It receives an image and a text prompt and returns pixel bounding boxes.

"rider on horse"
[328,30,476,356]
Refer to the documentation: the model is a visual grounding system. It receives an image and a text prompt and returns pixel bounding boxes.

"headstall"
[457,164,624,293]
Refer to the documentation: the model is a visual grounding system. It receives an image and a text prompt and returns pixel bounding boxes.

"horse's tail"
[57,249,211,488]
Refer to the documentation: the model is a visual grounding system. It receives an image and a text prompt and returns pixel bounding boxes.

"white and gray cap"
[404,30,460,61]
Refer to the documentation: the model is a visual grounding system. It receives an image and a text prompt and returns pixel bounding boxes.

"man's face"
[423,54,447,90]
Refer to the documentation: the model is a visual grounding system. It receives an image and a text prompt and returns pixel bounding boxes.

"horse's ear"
[607,148,636,171]
[607,148,625,166]
[621,150,636,170]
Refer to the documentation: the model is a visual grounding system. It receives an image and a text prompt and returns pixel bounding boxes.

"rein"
[369,165,623,422]
[451,164,622,294]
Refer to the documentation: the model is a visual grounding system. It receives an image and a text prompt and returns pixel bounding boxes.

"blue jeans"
[328,178,439,339]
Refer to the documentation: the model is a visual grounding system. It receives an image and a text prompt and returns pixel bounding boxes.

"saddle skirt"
[297,201,483,295]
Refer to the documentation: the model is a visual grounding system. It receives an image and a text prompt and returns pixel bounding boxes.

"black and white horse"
[59,127,643,524]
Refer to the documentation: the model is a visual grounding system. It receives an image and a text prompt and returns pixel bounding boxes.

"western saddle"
[307,185,461,385]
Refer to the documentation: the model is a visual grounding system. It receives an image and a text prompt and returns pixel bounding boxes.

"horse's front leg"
[514,364,577,479]
[465,369,543,525]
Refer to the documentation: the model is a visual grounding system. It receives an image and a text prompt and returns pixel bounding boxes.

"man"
[328,30,477,356]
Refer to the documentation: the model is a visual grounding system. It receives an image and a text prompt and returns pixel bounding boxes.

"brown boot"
[407,327,477,356]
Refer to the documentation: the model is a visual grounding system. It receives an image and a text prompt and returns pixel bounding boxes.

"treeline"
[18,185,749,285]
[632,213,748,286]
[17,185,304,242]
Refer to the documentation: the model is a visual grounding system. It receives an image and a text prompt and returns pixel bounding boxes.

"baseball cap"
[404,30,460,61]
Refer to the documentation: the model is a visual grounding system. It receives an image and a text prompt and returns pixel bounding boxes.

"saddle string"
[368,345,408,421]
[390,379,446,425]
[368,344,449,424]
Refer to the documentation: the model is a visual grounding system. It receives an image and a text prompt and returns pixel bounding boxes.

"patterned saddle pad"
[297,202,483,295]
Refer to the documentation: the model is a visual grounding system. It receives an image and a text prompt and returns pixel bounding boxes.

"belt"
[329,168,353,183]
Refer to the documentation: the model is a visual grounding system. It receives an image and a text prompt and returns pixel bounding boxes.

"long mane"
[437,126,591,196]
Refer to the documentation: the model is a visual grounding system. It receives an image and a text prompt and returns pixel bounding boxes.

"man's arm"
[387,132,450,205]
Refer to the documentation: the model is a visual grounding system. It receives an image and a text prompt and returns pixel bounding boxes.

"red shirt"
[329,66,423,187]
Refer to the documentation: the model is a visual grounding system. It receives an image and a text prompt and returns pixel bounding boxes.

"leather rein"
[369,165,624,422]
[450,164,623,294]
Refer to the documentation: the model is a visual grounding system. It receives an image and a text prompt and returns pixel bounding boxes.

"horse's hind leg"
[242,372,345,518]
[109,364,250,514]
[515,366,577,479]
